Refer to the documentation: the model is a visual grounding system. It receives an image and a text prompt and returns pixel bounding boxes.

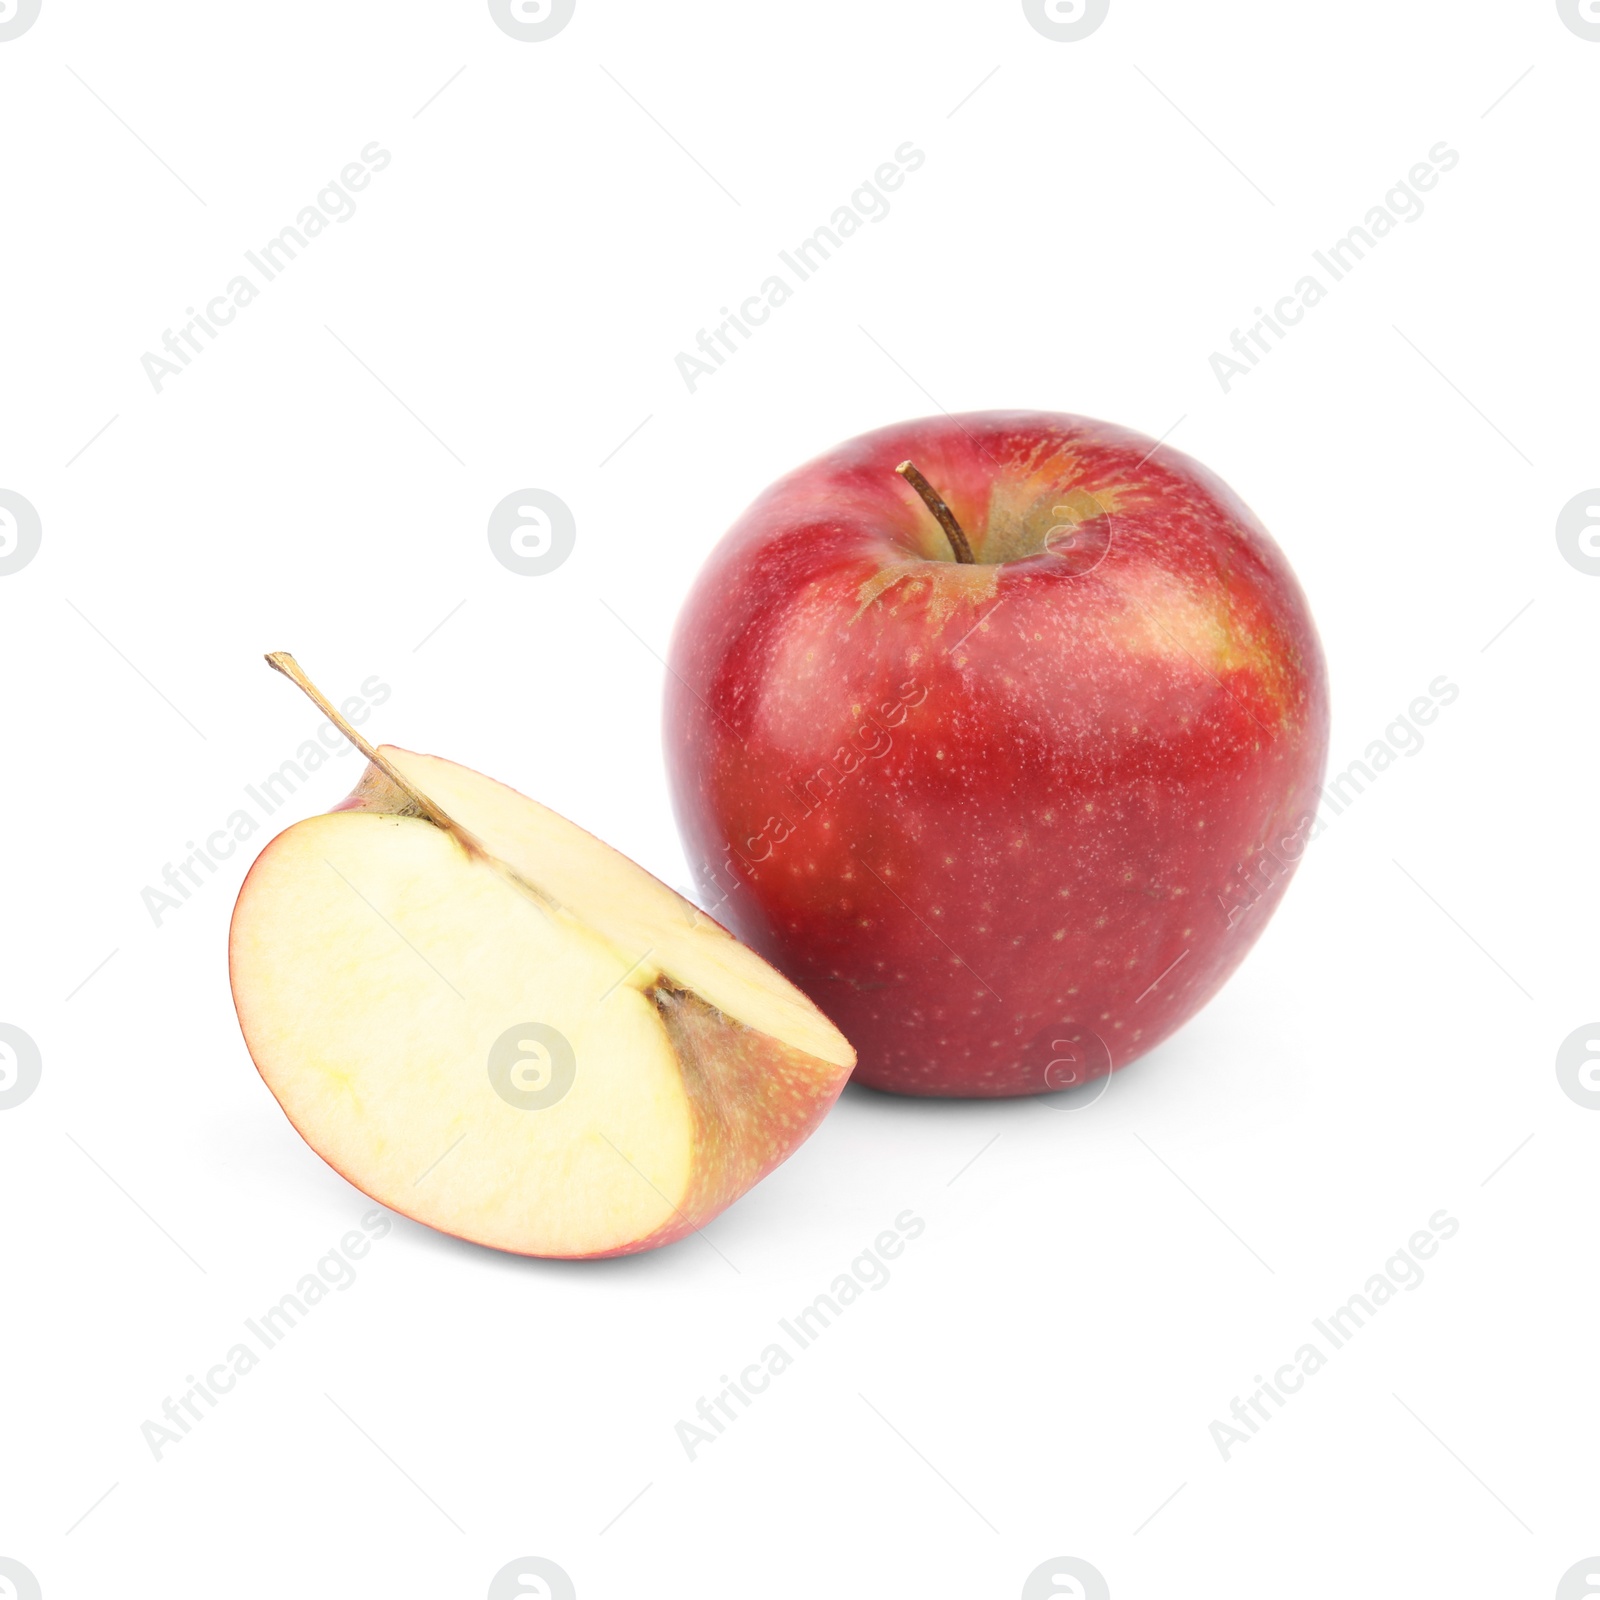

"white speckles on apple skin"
[666,411,1329,1097]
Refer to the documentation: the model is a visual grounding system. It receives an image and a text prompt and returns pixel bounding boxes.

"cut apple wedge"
[229,655,855,1259]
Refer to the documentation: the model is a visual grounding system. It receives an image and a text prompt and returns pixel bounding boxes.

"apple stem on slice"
[264,652,474,844]
[895,461,976,564]
[265,654,569,919]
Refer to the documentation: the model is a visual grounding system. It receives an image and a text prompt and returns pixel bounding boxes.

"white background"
[2,2,1596,1596]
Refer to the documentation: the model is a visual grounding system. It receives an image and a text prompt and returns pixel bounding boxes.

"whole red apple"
[665,411,1329,1097]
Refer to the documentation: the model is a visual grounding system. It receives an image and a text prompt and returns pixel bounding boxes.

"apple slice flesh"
[378,747,850,1068]
[229,660,854,1259]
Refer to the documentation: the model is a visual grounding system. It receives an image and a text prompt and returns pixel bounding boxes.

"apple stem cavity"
[895,461,976,564]
[264,652,471,841]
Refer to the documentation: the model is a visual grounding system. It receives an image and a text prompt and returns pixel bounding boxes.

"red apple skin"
[664,411,1329,1098]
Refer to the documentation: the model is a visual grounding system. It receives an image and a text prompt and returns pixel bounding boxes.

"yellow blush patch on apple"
[1101,570,1297,724]
[979,432,1150,563]
[851,560,999,626]
[982,480,1144,564]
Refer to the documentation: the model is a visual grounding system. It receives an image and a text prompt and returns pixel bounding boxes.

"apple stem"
[895,461,976,564]
[263,652,470,841]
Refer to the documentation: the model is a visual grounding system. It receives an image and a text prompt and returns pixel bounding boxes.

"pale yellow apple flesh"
[229,657,854,1259]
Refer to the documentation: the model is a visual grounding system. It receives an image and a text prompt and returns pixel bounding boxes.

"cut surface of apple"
[229,658,854,1260]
